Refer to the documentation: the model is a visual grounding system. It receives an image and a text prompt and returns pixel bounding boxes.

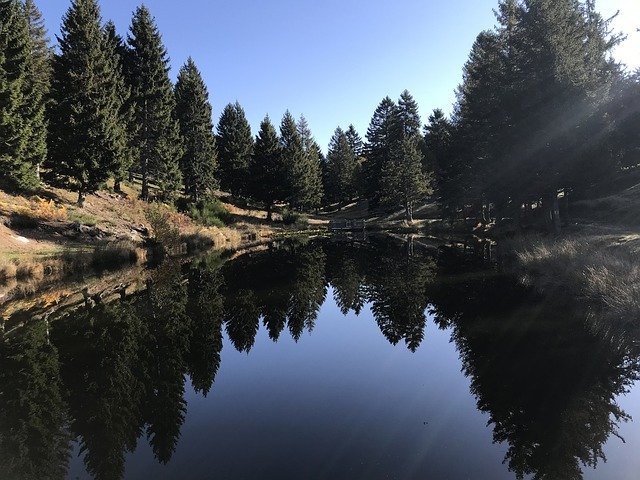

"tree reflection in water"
[0,236,639,480]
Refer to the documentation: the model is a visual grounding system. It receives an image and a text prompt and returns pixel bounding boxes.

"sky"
[38,0,639,151]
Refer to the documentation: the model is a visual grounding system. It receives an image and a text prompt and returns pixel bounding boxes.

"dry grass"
[512,234,640,347]
[0,241,141,286]
[573,183,640,226]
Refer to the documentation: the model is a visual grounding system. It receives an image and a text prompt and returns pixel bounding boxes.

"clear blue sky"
[39,0,639,151]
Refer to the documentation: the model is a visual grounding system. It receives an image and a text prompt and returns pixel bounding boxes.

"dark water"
[1,236,639,480]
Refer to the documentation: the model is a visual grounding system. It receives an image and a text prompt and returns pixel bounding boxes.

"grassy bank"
[0,181,325,288]
[509,229,640,344]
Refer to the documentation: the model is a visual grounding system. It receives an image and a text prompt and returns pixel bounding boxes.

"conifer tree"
[22,0,50,182]
[0,0,39,191]
[381,137,432,222]
[391,90,422,140]
[326,127,358,207]
[104,20,135,193]
[216,101,253,197]
[448,0,621,229]
[48,0,128,205]
[128,5,182,201]
[345,124,364,158]
[424,109,457,219]
[175,57,217,203]
[279,111,306,209]
[363,96,396,204]
[380,90,432,222]
[297,115,323,210]
[249,115,283,220]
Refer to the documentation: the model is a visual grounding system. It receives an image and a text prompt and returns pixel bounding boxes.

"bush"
[189,198,233,227]
[281,208,308,227]
[90,241,139,271]
[145,204,181,251]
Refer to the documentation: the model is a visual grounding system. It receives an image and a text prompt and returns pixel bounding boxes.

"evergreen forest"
[0,0,638,230]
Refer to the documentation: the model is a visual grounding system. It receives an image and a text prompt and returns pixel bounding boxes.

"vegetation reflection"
[1,237,639,480]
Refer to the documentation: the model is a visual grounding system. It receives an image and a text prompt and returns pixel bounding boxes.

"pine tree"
[128,5,182,201]
[104,20,136,193]
[363,96,396,204]
[380,90,432,222]
[249,115,283,220]
[325,127,358,207]
[381,137,432,222]
[102,20,136,194]
[345,124,364,158]
[424,109,457,219]
[391,90,422,140]
[216,101,253,197]
[0,0,38,191]
[175,57,217,203]
[279,111,306,209]
[48,0,128,205]
[22,0,50,182]
[297,115,323,210]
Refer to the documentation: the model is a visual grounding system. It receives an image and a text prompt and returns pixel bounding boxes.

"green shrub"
[146,204,180,250]
[281,208,308,227]
[189,198,233,227]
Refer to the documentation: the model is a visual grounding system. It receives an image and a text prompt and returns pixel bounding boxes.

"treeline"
[1,0,639,228]
[0,0,431,220]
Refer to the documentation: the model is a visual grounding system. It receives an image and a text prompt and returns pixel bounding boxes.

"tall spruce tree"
[23,0,50,182]
[128,5,182,201]
[326,127,358,207]
[175,58,217,203]
[297,115,323,210]
[216,101,253,197]
[363,96,396,204]
[279,111,306,209]
[104,20,136,193]
[380,90,432,222]
[345,124,364,158]
[48,0,128,205]
[249,115,283,220]
[424,109,457,220]
[0,0,39,191]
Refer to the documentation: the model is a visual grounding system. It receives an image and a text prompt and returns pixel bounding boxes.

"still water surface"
[1,236,639,479]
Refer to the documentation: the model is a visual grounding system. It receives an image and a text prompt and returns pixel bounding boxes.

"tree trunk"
[128,170,134,182]
[114,178,122,193]
[552,194,561,233]
[406,201,414,223]
[266,203,273,222]
[141,158,149,201]
[560,191,570,225]
[544,190,561,233]
[482,200,490,224]
[77,190,86,207]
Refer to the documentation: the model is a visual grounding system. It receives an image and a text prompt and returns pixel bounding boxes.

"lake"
[1,235,639,480]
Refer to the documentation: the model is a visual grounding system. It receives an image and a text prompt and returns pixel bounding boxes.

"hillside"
[0,180,327,285]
